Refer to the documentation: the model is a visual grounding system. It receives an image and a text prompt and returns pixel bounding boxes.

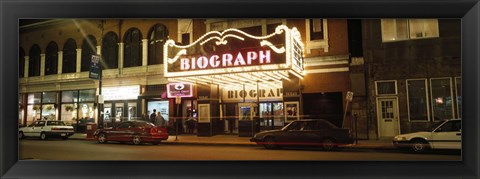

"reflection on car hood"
[255,129,283,136]
[395,131,431,138]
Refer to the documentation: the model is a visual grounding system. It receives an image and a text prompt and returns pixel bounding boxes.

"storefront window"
[61,103,78,125]
[455,77,461,118]
[27,104,41,124]
[430,78,454,121]
[128,102,137,121]
[78,103,95,121]
[272,102,284,127]
[62,90,79,103]
[407,79,429,121]
[19,95,24,126]
[148,101,169,122]
[42,92,57,103]
[41,104,56,120]
[79,89,95,102]
[28,93,41,104]
[104,103,112,122]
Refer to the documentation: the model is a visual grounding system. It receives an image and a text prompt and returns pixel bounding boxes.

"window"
[63,38,77,73]
[81,35,97,72]
[148,24,168,65]
[124,28,143,67]
[305,19,329,53]
[45,41,58,75]
[41,92,57,120]
[19,47,25,78]
[381,19,439,42]
[436,120,460,132]
[375,81,397,95]
[430,78,454,121]
[47,121,66,126]
[406,79,429,121]
[117,122,133,129]
[61,89,95,125]
[455,77,461,118]
[28,44,41,77]
[35,121,45,127]
[102,32,119,69]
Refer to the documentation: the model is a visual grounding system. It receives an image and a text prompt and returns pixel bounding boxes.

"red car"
[94,120,168,145]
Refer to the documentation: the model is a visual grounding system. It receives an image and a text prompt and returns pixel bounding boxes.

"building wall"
[362,19,461,136]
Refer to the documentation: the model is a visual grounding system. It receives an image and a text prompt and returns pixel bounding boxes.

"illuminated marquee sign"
[164,25,305,79]
[167,83,193,98]
[102,85,140,101]
[221,82,283,102]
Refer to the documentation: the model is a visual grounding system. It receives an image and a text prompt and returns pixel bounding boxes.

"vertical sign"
[89,55,101,80]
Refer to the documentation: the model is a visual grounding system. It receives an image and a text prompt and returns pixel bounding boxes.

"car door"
[32,121,46,137]
[115,122,134,141]
[278,121,303,146]
[22,122,37,137]
[431,120,461,149]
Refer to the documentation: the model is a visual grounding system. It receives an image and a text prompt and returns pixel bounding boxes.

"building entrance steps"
[69,133,395,150]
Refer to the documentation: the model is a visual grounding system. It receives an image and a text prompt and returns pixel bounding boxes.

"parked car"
[250,119,354,150]
[393,119,461,153]
[19,120,75,140]
[93,120,168,145]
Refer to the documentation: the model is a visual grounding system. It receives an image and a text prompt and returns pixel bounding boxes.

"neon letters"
[180,50,271,70]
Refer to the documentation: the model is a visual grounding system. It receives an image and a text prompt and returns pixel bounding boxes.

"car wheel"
[40,132,47,140]
[97,133,107,144]
[263,137,278,149]
[322,138,336,151]
[411,139,429,153]
[132,135,142,145]
[19,132,25,139]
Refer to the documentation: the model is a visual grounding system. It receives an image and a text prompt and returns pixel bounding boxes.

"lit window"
[381,19,439,42]
[430,78,454,121]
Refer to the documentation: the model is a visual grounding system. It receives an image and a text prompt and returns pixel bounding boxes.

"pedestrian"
[155,112,166,127]
[150,109,157,124]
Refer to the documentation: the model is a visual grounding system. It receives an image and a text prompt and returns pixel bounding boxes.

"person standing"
[155,112,166,127]
[150,109,157,124]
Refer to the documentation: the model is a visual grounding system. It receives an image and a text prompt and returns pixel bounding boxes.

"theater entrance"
[259,102,285,130]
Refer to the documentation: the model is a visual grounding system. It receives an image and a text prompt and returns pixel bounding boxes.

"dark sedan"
[250,119,354,150]
[94,120,169,145]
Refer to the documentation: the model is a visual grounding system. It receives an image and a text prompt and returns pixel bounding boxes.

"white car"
[393,119,461,153]
[19,120,75,140]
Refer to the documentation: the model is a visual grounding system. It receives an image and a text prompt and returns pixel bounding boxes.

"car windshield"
[428,121,446,132]
[47,121,66,126]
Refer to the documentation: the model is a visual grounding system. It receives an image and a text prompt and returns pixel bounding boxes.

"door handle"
[456,133,461,136]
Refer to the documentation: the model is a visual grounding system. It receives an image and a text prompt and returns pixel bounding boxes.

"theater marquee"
[164,25,305,85]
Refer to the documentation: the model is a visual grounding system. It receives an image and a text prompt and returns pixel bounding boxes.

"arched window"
[148,24,168,65]
[19,47,25,78]
[81,35,97,72]
[124,28,143,67]
[102,31,118,69]
[45,41,58,75]
[28,44,41,77]
[63,38,77,73]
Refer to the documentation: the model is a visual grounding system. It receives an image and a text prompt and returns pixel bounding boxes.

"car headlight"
[394,136,407,141]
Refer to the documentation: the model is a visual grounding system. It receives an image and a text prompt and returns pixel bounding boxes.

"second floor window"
[148,24,168,65]
[28,44,41,77]
[124,28,142,67]
[381,19,439,42]
[310,19,324,40]
[63,38,77,73]
[81,35,97,72]
[45,41,58,75]
[19,47,25,78]
[102,32,119,69]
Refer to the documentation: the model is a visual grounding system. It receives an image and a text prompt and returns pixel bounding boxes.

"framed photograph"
[1,0,479,179]
[284,101,299,122]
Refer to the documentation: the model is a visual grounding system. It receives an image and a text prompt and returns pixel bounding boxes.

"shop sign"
[167,83,193,98]
[164,25,305,78]
[102,85,140,101]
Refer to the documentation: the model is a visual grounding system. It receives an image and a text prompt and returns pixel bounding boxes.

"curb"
[69,136,396,150]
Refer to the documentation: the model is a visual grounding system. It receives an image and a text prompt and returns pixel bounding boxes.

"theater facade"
[19,19,353,137]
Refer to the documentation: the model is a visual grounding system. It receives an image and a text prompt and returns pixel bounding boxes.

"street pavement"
[70,133,395,150]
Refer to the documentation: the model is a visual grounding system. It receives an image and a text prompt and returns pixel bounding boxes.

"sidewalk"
[70,133,395,150]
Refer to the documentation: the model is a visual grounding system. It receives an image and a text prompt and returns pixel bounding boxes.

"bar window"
[79,89,95,102]
[406,79,429,121]
[409,19,439,39]
[375,81,397,95]
[430,78,454,121]
[381,19,409,42]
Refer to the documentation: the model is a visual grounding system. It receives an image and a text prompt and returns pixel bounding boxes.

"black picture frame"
[2,0,479,178]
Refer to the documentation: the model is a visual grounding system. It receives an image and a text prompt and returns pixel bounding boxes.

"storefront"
[164,25,305,137]
[101,85,140,125]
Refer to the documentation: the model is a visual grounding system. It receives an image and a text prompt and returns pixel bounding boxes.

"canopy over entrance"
[163,25,305,87]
